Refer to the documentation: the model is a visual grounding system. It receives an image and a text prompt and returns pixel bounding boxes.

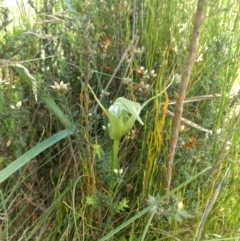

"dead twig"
[165,94,222,106]
[165,110,212,134]
[162,94,222,134]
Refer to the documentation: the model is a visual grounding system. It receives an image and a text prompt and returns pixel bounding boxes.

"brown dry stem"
[163,0,206,203]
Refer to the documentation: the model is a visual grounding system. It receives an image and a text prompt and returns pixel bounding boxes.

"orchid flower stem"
[112,139,120,171]
[109,138,120,195]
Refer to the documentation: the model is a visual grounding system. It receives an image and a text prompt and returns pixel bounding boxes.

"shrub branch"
[164,0,206,202]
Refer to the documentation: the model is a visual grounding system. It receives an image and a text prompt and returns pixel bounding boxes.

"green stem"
[109,139,120,195]
[88,84,107,113]
[112,139,120,171]
[141,78,174,109]
[140,212,155,241]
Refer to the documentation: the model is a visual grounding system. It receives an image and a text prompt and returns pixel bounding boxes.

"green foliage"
[0,0,239,240]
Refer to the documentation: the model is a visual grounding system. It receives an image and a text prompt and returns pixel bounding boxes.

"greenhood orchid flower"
[88,87,145,187]
[107,97,144,140]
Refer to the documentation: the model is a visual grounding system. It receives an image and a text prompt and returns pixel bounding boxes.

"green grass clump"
[0,0,240,240]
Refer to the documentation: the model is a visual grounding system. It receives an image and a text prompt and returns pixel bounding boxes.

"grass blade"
[41,94,74,129]
[0,129,74,183]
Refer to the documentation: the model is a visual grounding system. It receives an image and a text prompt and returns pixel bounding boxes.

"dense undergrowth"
[0,0,240,240]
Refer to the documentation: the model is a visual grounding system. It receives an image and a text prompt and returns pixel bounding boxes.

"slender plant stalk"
[84,48,90,159]
[83,45,95,193]
[140,212,155,241]
[131,0,136,38]
[194,167,230,241]
[164,0,206,203]
[109,139,120,194]
[112,139,120,171]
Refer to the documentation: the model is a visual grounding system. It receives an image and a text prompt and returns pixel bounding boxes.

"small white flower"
[40,49,45,60]
[216,128,222,134]
[143,74,150,79]
[10,101,22,110]
[6,138,12,147]
[177,201,183,211]
[102,125,107,130]
[134,46,145,55]
[114,168,124,175]
[143,70,150,79]
[180,125,185,131]
[100,90,110,97]
[56,84,61,90]
[134,48,142,55]
[16,101,22,109]
[225,141,231,150]
[50,82,57,89]
[196,53,203,62]
[122,77,132,85]
[50,81,69,92]
[150,69,157,77]
[145,84,150,91]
